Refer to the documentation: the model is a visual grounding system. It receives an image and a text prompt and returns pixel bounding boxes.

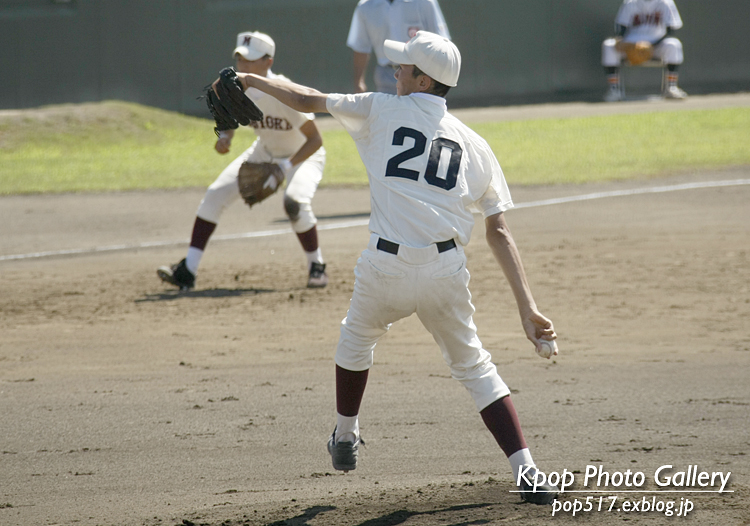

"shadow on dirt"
[352,503,494,526]
[265,505,336,525]
[263,502,494,526]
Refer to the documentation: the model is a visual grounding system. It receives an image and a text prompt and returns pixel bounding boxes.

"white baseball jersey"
[326,91,513,248]
[244,71,316,158]
[198,70,325,232]
[616,0,683,43]
[347,0,451,67]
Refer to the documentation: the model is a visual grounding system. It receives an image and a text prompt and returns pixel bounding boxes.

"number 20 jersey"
[326,92,513,248]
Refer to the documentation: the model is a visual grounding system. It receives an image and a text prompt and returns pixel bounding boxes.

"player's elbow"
[309,133,323,151]
[486,224,511,247]
[295,93,328,114]
[485,213,513,247]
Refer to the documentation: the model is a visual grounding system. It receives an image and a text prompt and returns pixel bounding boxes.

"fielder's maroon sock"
[296,225,319,253]
[480,395,528,457]
[190,216,217,250]
[336,365,369,417]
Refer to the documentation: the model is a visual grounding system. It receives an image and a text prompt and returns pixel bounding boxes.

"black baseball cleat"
[307,261,328,288]
[157,258,195,291]
[327,427,364,473]
[519,478,560,505]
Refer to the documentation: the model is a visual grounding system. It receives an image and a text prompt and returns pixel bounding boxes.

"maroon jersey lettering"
[251,116,294,131]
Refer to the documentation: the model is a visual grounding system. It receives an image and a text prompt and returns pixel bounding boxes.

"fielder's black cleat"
[519,478,560,505]
[157,258,195,290]
[307,262,328,288]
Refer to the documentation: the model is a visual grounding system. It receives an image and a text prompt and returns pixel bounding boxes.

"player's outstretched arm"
[237,73,329,114]
[485,212,557,351]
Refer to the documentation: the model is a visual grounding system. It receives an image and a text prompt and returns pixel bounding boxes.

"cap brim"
[383,39,412,65]
[233,46,264,61]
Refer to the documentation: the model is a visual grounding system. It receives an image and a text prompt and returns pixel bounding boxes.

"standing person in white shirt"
[347,0,450,94]
[223,31,560,504]
[157,31,329,291]
[602,0,687,101]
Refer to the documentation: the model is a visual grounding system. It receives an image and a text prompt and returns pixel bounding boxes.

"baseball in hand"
[536,339,558,359]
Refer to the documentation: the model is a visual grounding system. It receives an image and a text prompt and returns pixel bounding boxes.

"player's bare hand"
[521,311,558,358]
[214,137,231,154]
[209,72,250,96]
[235,72,251,91]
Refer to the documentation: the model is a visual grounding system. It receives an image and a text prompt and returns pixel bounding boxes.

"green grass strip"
[473,108,750,184]
[1,101,748,195]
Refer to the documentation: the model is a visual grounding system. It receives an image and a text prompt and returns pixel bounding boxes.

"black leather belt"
[376,238,456,255]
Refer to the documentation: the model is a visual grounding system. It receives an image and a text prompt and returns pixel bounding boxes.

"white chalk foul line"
[0,219,371,262]
[513,178,750,209]
[2,178,749,262]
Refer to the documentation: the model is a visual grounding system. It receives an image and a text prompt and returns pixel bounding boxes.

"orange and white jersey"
[244,71,316,159]
[616,0,683,43]
[326,91,513,248]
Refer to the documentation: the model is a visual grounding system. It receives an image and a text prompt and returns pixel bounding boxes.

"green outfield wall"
[1,0,748,115]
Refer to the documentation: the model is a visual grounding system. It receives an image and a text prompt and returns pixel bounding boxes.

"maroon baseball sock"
[336,365,369,417]
[480,395,528,458]
[190,216,217,250]
[296,226,319,253]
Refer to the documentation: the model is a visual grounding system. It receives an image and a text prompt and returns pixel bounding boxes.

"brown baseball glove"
[616,40,654,66]
[237,162,285,208]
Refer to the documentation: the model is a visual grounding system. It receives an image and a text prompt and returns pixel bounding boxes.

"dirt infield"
[1,97,749,526]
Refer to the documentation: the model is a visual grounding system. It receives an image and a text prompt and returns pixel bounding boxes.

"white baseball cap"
[383,31,461,87]
[233,31,275,60]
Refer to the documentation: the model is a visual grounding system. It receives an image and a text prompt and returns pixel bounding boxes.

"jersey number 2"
[385,127,462,190]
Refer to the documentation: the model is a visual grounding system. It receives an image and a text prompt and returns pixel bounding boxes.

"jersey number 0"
[385,127,463,191]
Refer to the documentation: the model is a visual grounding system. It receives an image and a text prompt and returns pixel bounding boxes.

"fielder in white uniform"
[602,0,687,101]
[157,31,328,290]
[347,0,450,94]
[228,31,560,505]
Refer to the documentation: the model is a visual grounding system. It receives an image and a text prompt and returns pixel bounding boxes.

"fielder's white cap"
[233,31,275,60]
[383,31,461,87]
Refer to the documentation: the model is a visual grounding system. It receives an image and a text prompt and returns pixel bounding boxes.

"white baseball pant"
[601,37,684,67]
[335,233,512,412]
[196,139,325,233]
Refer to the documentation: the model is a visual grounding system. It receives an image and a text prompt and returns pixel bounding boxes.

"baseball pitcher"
[217,31,562,505]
